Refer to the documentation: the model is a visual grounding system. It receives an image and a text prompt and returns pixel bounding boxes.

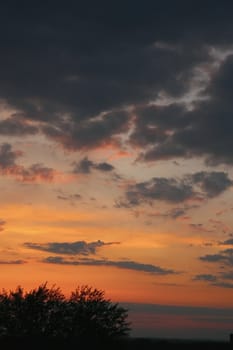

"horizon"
[0,0,233,340]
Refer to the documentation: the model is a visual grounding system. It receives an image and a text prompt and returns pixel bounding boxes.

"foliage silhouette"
[0,282,130,343]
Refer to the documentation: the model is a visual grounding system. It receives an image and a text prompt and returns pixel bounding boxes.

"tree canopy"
[0,283,130,343]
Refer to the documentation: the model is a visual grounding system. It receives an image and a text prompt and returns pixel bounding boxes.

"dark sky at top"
[0,0,233,165]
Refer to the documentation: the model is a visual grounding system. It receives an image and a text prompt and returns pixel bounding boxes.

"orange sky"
[1,2,233,340]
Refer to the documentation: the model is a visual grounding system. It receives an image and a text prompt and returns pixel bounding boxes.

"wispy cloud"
[115,171,233,207]
[42,256,177,275]
[0,219,6,232]
[200,249,233,266]
[0,143,56,182]
[24,240,118,255]
[72,157,115,174]
[0,259,26,265]
[192,274,217,282]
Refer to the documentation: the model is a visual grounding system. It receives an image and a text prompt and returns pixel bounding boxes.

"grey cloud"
[0,259,26,264]
[57,193,82,201]
[0,143,56,182]
[42,110,130,151]
[211,282,233,289]
[42,256,177,275]
[190,171,233,197]
[0,2,223,154]
[0,219,6,231]
[24,240,116,255]
[0,116,38,136]
[72,157,114,174]
[0,3,232,163]
[0,143,20,168]
[220,271,233,280]
[148,207,191,220]
[221,238,233,245]
[192,274,217,282]
[193,269,233,289]
[199,253,226,263]
[95,162,115,172]
[17,163,56,182]
[200,249,233,266]
[137,55,233,166]
[116,177,194,207]
[116,171,232,207]
[163,208,186,219]
[72,158,93,174]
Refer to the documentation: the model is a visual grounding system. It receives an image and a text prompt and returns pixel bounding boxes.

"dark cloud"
[24,240,116,255]
[42,111,130,151]
[115,177,194,207]
[16,163,56,182]
[211,282,233,289]
[116,171,232,207]
[200,249,233,266]
[0,259,26,264]
[72,157,114,174]
[0,143,56,182]
[221,238,233,245]
[0,3,232,166]
[192,274,217,282]
[147,207,192,221]
[136,55,233,166]
[0,143,21,168]
[1,1,232,157]
[0,219,6,232]
[57,193,82,202]
[42,256,177,275]
[193,267,233,289]
[0,116,38,136]
[190,171,233,197]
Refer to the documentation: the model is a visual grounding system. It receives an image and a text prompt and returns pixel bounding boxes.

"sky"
[1,0,233,341]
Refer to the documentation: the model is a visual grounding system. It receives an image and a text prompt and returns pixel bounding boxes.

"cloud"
[148,205,197,220]
[24,240,116,255]
[210,282,233,289]
[192,274,217,282]
[116,171,232,207]
[200,249,233,266]
[0,2,230,157]
[42,256,177,275]
[220,271,233,280]
[42,111,130,151]
[0,219,6,232]
[0,143,56,182]
[0,143,22,168]
[115,177,194,207]
[0,259,26,264]
[72,157,114,174]
[57,193,82,202]
[190,171,233,197]
[0,116,38,136]
[196,248,233,288]
[135,54,233,166]
[221,238,233,245]
[0,2,232,165]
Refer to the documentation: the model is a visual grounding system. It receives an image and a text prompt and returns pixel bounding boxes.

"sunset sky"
[1,0,233,340]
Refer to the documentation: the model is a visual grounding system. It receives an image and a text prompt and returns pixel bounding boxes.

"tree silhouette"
[0,283,130,343]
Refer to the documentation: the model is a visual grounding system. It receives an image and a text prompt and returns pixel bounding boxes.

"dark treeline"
[0,282,130,346]
[0,283,232,349]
